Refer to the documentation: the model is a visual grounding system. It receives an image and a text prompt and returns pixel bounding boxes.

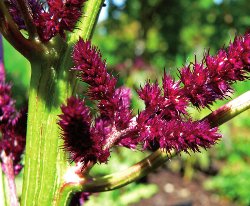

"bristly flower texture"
[6,0,86,41]
[58,31,250,168]
[0,79,27,175]
[0,35,27,175]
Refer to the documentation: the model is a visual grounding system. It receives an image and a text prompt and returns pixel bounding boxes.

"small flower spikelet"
[35,0,87,41]
[180,32,250,108]
[6,0,86,41]
[0,81,16,126]
[58,97,110,166]
[73,39,132,129]
[57,34,250,169]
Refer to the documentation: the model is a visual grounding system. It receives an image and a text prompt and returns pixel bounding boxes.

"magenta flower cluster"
[181,33,250,108]
[6,0,86,41]
[58,32,250,168]
[3,0,250,171]
[0,79,27,175]
[0,35,27,175]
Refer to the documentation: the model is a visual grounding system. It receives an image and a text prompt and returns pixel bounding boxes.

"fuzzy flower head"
[6,0,86,41]
[73,38,117,100]
[58,97,110,167]
[181,33,250,108]
[58,32,250,168]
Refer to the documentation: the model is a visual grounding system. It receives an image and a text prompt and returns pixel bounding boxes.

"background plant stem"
[0,163,9,206]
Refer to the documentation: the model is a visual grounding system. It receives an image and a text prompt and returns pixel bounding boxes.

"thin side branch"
[81,90,250,192]
[83,149,171,192]
[16,0,38,39]
[203,91,250,127]
[0,1,45,59]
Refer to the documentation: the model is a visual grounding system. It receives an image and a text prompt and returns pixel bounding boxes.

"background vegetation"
[3,0,250,205]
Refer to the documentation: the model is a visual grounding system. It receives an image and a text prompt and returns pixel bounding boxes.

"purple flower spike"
[58,97,110,167]
[73,39,132,128]
[162,73,188,118]
[0,36,27,175]
[136,115,221,153]
[180,32,250,108]
[73,38,117,100]
[35,0,87,41]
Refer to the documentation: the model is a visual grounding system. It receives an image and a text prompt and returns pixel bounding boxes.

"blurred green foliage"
[3,39,30,108]
[205,152,250,205]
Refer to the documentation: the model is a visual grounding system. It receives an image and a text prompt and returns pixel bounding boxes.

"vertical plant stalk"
[21,1,104,206]
[1,152,19,206]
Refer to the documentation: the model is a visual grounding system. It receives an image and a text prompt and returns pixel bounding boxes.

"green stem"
[21,57,69,206]
[203,91,250,127]
[0,165,8,206]
[68,0,105,44]
[84,149,172,192]
[21,1,104,205]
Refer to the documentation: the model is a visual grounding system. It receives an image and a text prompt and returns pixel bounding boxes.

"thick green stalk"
[21,50,73,205]
[21,1,104,205]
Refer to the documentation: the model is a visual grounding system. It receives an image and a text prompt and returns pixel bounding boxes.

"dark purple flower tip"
[72,39,117,100]
[70,192,91,206]
[179,32,250,108]
[58,97,111,167]
[58,97,92,162]
[136,113,221,153]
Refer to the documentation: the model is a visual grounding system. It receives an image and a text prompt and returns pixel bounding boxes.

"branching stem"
[59,90,250,197]
[16,0,38,39]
